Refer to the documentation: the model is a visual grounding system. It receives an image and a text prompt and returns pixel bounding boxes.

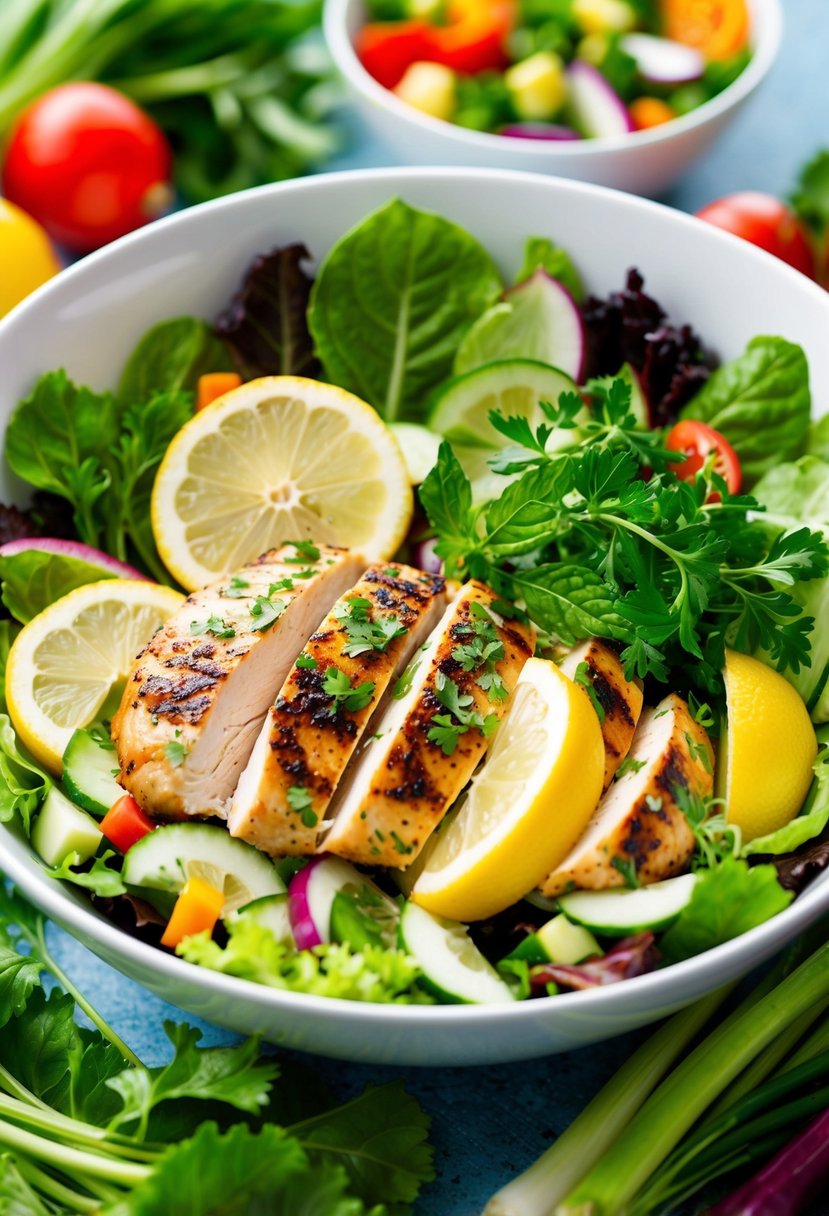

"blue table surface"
[45,3,829,1213]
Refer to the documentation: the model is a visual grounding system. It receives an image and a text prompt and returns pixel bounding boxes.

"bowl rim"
[1,164,828,1031]
[323,0,783,157]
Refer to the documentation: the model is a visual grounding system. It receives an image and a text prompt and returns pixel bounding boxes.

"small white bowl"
[0,168,827,1065]
[324,0,782,196]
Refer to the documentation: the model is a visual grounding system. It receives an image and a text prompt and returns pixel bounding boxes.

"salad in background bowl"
[324,0,781,196]
[0,168,828,1066]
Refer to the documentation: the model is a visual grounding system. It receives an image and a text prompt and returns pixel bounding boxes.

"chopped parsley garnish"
[674,786,739,868]
[335,595,407,658]
[645,794,664,813]
[292,567,318,580]
[451,602,506,704]
[427,671,498,756]
[688,692,717,731]
[393,658,421,700]
[284,540,320,563]
[296,654,317,670]
[287,785,317,828]
[615,755,646,780]
[475,670,508,702]
[268,578,294,594]
[190,614,236,638]
[611,854,640,889]
[384,567,400,577]
[685,731,713,775]
[391,831,414,855]
[249,595,287,632]
[572,661,606,724]
[223,575,250,598]
[322,666,376,713]
[164,740,189,767]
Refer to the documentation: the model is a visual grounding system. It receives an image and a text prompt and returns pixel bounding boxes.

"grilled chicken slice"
[538,693,713,897]
[112,544,366,820]
[320,582,535,868]
[560,638,644,791]
[227,565,448,856]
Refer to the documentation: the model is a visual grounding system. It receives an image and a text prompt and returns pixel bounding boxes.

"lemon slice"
[152,376,413,590]
[412,657,605,921]
[6,580,183,773]
[720,649,818,843]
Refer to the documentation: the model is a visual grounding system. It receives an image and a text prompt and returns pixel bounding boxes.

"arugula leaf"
[309,199,502,422]
[660,858,792,964]
[117,318,231,404]
[681,337,811,485]
[515,236,583,300]
[0,549,117,624]
[289,1082,434,1210]
[107,1024,277,1137]
[0,944,41,1030]
[215,244,320,379]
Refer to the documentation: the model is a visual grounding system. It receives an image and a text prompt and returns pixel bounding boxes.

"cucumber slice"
[122,823,284,914]
[429,359,578,450]
[62,728,123,818]
[32,788,102,867]
[399,902,515,1004]
[230,893,293,943]
[388,422,441,484]
[537,914,601,963]
[617,362,649,430]
[558,873,699,937]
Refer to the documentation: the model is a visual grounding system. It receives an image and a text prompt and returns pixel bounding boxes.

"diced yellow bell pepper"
[572,0,636,35]
[504,52,567,122]
[394,61,457,122]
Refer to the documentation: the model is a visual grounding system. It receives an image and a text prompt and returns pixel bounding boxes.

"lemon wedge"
[720,649,818,842]
[151,376,413,590]
[411,657,605,921]
[6,580,183,773]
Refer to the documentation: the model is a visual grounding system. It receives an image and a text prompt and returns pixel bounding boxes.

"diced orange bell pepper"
[196,371,242,411]
[629,97,676,130]
[663,0,750,61]
[160,875,225,949]
[429,0,515,75]
[101,793,155,853]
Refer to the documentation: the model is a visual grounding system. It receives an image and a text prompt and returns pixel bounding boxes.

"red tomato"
[666,420,742,495]
[695,193,816,279]
[2,83,172,252]
[101,794,155,853]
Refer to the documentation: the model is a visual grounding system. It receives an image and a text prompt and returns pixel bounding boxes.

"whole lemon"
[0,197,61,319]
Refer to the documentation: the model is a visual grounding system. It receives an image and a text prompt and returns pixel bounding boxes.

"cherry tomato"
[663,0,749,61]
[2,83,172,252]
[0,198,61,319]
[666,420,742,495]
[695,193,816,279]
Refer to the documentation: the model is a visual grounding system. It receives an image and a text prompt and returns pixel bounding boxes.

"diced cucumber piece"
[62,728,123,818]
[399,902,515,1004]
[230,894,293,943]
[32,788,102,867]
[558,873,699,937]
[537,914,601,963]
[122,823,284,914]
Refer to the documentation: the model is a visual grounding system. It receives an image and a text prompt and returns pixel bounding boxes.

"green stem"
[0,1093,158,1162]
[557,940,829,1216]
[0,1063,51,1109]
[14,1156,103,1213]
[0,1118,150,1185]
[110,50,252,101]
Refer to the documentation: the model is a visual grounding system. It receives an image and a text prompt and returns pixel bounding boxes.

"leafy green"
[790,148,829,239]
[754,455,829,526]
[0,549,117,625]
[515,237,584,301]
[680,337,811,485]
[660,858,792,964]
[0,620,17,716]
[742,729,829,856]
[0,945,41,1030]
[178,913,434,1003]
[0,714,50,835]
[118,318,231,404]
[45,851,127,898]
[323,667,376,714]
[806,413,829,461]
[308,199,502,421]
[455,271,577,375]
[335,596,407,657]
[0,1157,50,1216]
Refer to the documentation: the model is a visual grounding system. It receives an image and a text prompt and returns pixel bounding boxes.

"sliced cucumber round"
[399,902,515,1005]
[122,823,284,914]
[429,359,578,450]
[230,893,293,943]
[558,873,699,937]
[62,728,123,818]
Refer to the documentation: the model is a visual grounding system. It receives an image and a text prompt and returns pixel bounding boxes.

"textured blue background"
[45,3,829,1212]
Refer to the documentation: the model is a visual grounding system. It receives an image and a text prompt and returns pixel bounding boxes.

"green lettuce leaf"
[0,549,117,624]
[0,620,19,715]
[178,914,434,1004]
[742,728,829,856]
[680,337,811,485]
[753,455,829,526]
[660,858,792,964]
[515,237,583,301]
[0,714,50,834]
[118,317,231,405]
[45,850,127,898]
[806,414,829,461]
[308,198,502,422]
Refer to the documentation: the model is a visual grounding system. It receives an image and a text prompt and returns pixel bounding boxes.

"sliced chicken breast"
[538,692,714,897]
[112,544,366,820]
[227,564,447,856]
[560,638,644,791]
[320,581,535,869]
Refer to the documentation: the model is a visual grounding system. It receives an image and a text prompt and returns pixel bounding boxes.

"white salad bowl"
[0,168,828,1066]
[324,0,782,197]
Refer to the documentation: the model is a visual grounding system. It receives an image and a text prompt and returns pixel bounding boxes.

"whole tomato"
[695,192,816,279]
[2,83,172,252]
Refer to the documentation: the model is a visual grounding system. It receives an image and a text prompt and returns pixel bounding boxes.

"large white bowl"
[324,0,782,196]
[1,168,828,1065]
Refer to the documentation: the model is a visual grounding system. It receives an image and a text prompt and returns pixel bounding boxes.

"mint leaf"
[510,564,630,647]
[418,441,476,572]
[309,198,502,422]
[660,858,792,964]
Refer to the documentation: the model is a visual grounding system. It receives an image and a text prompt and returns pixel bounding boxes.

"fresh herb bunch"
[0,884,434,1214]
[421,379,829,695]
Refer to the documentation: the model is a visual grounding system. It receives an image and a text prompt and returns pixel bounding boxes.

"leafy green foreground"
[0,886,434,1215]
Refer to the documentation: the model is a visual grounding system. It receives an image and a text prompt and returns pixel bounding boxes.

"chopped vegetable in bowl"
[2,195,829,1015]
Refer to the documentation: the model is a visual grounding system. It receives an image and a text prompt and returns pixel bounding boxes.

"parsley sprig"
[322,666,376,714]
[452,601,508,702]
[335,595,407,657]
[420,378,828,696]
[427,671,499,756]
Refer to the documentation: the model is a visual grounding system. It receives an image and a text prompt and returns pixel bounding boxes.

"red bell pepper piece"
[356,20,435,89]
[101,793,155,853]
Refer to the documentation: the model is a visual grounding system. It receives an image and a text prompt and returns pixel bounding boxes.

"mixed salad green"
[1,197,829,1007]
